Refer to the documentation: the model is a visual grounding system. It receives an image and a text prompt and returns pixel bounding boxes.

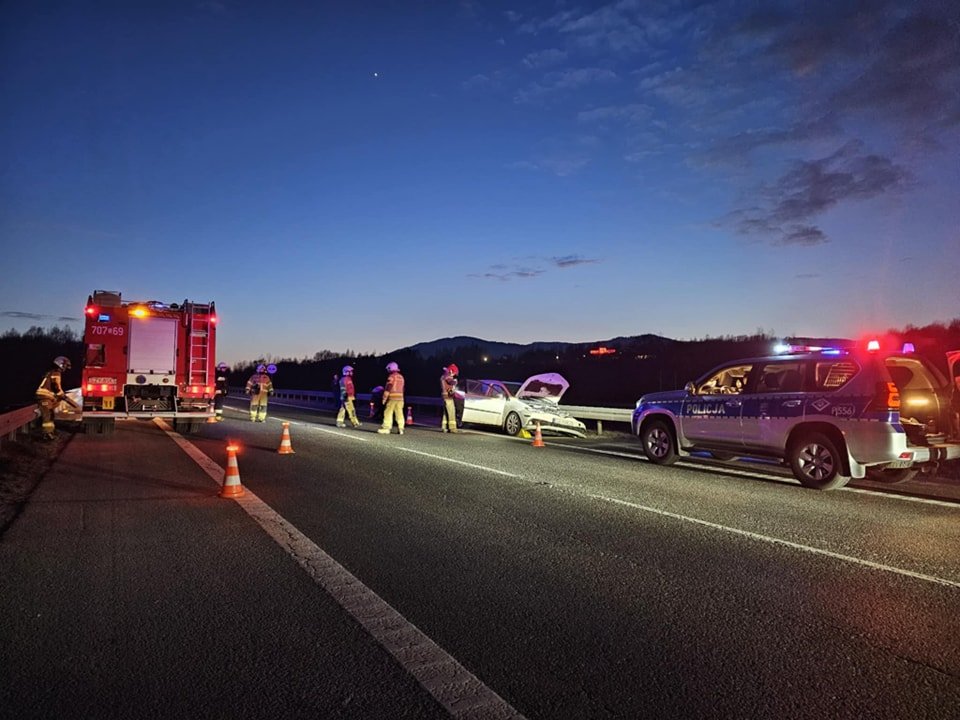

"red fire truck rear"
[80,290,218,434]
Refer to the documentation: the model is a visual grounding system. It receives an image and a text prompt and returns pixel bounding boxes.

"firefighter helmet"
[217,362,228,371]
[342,365,354,376]
[447,363,459,376]
[53,356,71,371]
[257,364,267,373]
[386,361,400,373]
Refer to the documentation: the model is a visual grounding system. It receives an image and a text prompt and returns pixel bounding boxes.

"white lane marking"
[155,419,525,720]
[271,416,518,477]
[394,446,522,478]
[305,424,372,443]
[592,494,960,590]
[561,444,960,508]
[837,486,960,508]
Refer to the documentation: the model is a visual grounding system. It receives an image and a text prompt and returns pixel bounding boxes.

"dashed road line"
[393,446,522,478]
[559,443,960,508]
[156,418,526,720]
[592,493,960,590]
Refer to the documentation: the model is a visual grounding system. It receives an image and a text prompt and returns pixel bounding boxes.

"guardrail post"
[596,420,603,436]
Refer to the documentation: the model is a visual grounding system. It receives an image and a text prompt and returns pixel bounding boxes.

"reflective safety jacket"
[384,372,405,400]
[339,375,355,400]
[36,368,64,401]
[245,372,273,397]
[440,372,457,398]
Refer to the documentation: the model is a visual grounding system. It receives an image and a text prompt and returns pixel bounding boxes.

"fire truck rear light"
[85,306,96,316]
[867,339,880,352]
[131,307,148,318]
[899,452,914,460]
[100,384,109,392]
[205,386,213,394]
[86,384,93,392]
[210,315,218,324]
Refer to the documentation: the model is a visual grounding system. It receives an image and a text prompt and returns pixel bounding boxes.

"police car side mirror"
[684,381,697,395]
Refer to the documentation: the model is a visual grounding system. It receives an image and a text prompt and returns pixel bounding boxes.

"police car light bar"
[774,343,847,355]
[901,342,915,354]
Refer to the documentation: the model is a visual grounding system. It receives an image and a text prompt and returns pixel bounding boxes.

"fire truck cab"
[81,290,218,434]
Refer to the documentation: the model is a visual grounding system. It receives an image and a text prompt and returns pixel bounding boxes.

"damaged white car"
[459,372,586,438]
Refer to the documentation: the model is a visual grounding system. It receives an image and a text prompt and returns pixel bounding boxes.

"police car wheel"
[642,420,677,465]
[865,467,918,484]
[789,432,849,490]
[504,412,522,436]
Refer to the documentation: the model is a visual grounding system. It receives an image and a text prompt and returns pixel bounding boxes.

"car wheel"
[504,412,522,436]
[865,467,918,484]
[709,451,737,461]
[788,432,849,490]
[641,419,677,465]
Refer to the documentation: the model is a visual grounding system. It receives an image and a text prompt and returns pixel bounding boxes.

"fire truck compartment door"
[128,317,178,374]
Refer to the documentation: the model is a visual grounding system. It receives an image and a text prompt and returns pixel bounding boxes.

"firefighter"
[440,364,459,433]
[377,361,405,434]
[245,363,274,422]
[336,365,362,428]
[213,362,229,421]
[35,356,70,441]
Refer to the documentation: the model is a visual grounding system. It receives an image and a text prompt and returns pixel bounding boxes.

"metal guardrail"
[0,405,39,445]
[229,388,633,434]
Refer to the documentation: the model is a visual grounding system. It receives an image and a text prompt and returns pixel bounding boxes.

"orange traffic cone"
[406,406,414,425]
[220,445,244,498]
[532,421,545,448]
[277,422,295,454]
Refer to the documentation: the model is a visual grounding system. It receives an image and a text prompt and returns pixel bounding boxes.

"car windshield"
[463,379,521,399]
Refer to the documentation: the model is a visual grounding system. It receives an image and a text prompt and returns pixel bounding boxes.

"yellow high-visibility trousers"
[441,397,458,432]
[337,398,360,427]
[379,398,405,433]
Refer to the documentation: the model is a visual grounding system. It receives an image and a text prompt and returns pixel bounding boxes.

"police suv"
[631,342,960,490]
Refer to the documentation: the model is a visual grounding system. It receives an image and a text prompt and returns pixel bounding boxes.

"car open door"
[461,379,508,427]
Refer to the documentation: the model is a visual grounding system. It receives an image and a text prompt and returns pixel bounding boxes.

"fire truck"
[80,290,218,434]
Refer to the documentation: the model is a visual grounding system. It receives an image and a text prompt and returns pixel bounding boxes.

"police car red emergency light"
[80,290,218,434]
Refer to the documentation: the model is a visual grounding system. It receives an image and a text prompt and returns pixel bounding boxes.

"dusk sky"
[2,0,958,365]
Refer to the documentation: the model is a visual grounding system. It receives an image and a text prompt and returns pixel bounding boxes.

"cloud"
[551,255,600,268]
[733,1,960,128]
[513,67,618,104]
[469,254,601,281]
[576,103,651,125]
[699,113,841,166]
[522,48,568,69]
[1,311,81,322]
[510,133,599,177]
[777,225,828,247]
[468,267,545,282]
[834,14,960,126]
[721,140,911,246]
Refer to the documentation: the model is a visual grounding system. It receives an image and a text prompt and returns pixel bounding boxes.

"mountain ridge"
[395,334,677,359]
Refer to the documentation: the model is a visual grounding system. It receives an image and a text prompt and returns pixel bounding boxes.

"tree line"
[3,319,959,411]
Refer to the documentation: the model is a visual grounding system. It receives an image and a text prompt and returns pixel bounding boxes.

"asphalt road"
[2,400,959,719]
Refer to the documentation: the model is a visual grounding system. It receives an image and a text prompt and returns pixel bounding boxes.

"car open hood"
[517,373,569,404]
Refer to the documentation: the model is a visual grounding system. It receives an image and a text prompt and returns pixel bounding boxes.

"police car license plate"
[102,397,115,410]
